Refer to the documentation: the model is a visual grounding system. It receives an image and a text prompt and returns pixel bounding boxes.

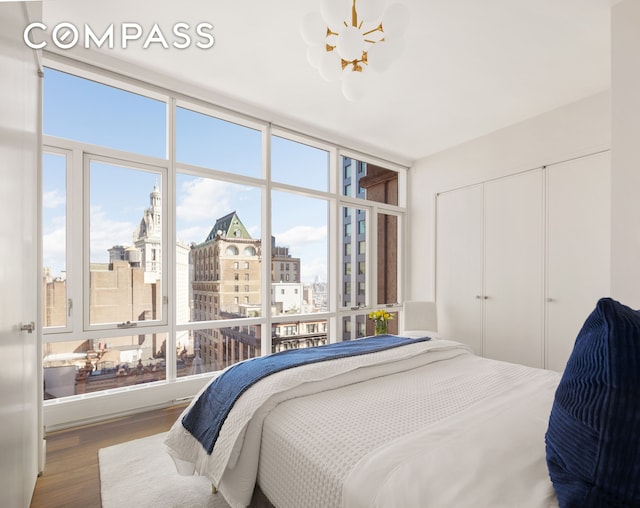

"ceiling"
[42,0,612,164]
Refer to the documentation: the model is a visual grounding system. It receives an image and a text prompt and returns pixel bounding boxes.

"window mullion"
[70,147,84,334]
[166,96,177,381]
[261,125,272,357]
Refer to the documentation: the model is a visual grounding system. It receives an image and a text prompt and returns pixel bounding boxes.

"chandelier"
[301,0,409,101]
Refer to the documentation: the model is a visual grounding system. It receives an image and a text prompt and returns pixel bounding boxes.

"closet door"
[484,170,544,368]
[0,3,40,506]
[435,184,484,354]
[546,152,610,372]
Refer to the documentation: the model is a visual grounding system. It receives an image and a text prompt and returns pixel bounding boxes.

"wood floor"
[30,404,188,508]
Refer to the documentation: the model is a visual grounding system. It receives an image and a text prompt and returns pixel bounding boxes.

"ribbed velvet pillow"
[545,298,640,507]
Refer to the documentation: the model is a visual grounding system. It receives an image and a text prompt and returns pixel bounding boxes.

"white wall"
[611,0,640,308]
[408,90,611,300]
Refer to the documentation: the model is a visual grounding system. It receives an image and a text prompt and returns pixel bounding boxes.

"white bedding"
[342,361,560,508]
[164,339,560,508]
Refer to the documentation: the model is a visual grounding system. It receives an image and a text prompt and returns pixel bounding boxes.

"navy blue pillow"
[545,298,640,507]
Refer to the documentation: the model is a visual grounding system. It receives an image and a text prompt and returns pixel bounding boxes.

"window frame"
[83,152,169,333]
[42,145,73,334]
[40,58,408,426]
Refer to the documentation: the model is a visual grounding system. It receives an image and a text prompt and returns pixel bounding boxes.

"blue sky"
[42,68,329,283]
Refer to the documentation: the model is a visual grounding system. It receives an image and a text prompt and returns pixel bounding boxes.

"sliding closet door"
[546,152,610,372]
[435,184,484,354]
[484,170,544,368]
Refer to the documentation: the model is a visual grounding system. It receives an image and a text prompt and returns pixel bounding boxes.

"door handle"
[20,321,35,333]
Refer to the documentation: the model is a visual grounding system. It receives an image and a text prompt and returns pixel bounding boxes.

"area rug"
[99,432,230,508]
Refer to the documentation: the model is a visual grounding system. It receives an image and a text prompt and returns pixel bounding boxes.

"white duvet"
[164,339,560,508]
[342,364,560,508]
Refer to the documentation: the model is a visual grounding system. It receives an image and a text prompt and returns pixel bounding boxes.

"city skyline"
[42,67,329,284]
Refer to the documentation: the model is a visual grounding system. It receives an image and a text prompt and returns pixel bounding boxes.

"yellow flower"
[368,309,394,322]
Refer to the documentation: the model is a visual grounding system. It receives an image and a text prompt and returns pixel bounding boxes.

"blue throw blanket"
[182,334,430,454]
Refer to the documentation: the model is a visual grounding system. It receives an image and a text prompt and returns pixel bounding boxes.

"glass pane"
[272,192,328,314]
[342,206,367,308]
[176,173,262,323]
[43,68,166,159]
[272,320,328,352]
[271,135,329,191]
[43,333,167,399]
[341,315,367,341]
[176,106,261,178]
[341,156,398,204]
[179,326,261,375]
[42,152,67,329]
[89,161,163,325]
[377,213,398,305]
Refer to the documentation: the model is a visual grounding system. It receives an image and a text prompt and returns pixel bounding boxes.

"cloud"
[274,225,327,250]
[272,225,327,282]
[176,176,261,243]
[43,188,65,209]
[177,224,209,245]
[89,205,136,262]
[42,226,66,276]
[176,177,233,223]
[299,256,327,284]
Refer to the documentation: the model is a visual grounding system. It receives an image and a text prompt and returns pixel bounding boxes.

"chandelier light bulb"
[301,12,327,46]
[320,0,350,31]
[342,68,367,101]
[366,38,393,72]
[368,34,405,72]
[382,3,410,36]
[319,51,344,82]
[357,0,385,24]
[335,25,365,62]
[306,44,325,69]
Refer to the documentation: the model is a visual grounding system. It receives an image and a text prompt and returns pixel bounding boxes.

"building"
[190,211,262,370]
[134,181,162,283]
[190,211,326,371]
[42,267,66,328]
[271,282,303,314]
[272,241,300,284]
[107,181,163,283]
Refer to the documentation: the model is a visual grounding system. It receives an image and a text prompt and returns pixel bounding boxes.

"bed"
[165,334,562,507]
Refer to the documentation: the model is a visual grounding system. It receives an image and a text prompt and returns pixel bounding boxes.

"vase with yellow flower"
[368,309,394,336]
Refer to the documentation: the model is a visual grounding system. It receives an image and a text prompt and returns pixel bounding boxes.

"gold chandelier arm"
[341,51,369,72]
[363,23,384,37]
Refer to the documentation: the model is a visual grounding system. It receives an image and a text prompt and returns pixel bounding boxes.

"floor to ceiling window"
[41,62,406,423]
[340,156,402,340]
